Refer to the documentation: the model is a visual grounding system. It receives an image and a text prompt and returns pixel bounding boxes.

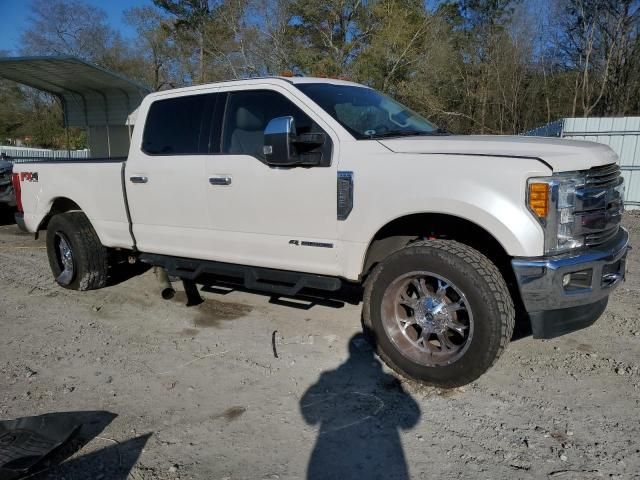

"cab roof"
[145,76,369,100]
[276,76,366,87]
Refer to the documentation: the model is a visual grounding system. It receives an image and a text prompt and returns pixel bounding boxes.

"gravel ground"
[1,210,639,480]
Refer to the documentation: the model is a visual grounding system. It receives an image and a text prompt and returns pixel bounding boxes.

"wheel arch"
[36,197,84,234]
[361,213,511,277]
[45,210,110,291]
[360,212,528,335]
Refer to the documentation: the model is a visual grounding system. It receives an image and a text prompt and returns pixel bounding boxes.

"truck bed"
[13,156,134,250]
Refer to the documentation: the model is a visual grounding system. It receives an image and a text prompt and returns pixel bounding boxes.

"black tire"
[46,211,109,291]
[362,240,514,387]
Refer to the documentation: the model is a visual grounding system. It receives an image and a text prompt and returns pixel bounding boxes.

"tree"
[125,7,179,90]
[286,0,374,77]
[20,0,148,84]
[353,0,433,92]
[0,80,26,144]
[153,0,246,82]
[557,0,640,117]
[21,0,118,62]
[19,91,86,149]
[4,0,640,145]
[248,0,298,75]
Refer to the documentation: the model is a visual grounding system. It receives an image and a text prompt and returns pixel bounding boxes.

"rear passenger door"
[204,86,340,276]
[126,91,220,259]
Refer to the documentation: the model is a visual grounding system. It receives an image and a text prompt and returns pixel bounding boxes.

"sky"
[0,0,152,55]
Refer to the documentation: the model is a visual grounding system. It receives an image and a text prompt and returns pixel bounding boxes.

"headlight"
[527,173,585,254]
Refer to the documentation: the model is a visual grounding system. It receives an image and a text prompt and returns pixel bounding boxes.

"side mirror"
[263,116,297,166]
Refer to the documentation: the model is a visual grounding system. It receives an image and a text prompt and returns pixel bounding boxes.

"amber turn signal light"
[528,182,549,217]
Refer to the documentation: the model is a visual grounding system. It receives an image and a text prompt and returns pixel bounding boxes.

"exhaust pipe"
[154,267,175,300]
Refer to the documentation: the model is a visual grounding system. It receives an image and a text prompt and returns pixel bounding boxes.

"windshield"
[295,83,445,139]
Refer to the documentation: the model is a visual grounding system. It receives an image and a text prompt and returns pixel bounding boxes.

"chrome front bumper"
[511,228,629,338]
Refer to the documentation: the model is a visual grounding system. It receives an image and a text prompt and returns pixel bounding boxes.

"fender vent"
[337,171,354,221]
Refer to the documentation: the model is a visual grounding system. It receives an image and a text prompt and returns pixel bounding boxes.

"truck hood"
[378,135,618,172]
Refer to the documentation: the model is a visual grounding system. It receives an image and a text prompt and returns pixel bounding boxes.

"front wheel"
[46,212,109,290]
[362,240,514,387]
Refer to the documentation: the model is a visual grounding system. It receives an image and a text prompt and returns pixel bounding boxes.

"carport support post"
[60,96,71,159]
[97,89,112,158]
[66,127,71,159]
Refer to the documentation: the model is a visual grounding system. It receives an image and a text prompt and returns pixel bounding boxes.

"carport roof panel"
[0,56,151,127]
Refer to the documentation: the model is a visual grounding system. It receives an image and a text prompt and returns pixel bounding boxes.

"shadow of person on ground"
[301,333,421,480]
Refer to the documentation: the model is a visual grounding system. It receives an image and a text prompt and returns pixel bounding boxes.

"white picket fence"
[0,145,90,162]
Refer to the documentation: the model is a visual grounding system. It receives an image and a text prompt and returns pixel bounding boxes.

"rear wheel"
[46,212,109,290]
[362,240,514,387]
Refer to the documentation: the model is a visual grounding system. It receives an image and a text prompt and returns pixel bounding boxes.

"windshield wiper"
[368,129,449,139]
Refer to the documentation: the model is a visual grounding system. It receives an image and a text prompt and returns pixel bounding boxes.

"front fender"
[337,152,551,279]
[367,195,544,257]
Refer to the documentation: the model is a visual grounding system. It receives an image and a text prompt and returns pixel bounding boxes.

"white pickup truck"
[12,77,629,386]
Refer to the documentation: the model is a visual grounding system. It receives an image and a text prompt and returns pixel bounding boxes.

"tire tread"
[362,239,515,387]
[46,212,108,291]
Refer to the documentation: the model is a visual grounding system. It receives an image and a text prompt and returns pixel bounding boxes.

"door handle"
[209,175,232,186]
[130,175,148,184]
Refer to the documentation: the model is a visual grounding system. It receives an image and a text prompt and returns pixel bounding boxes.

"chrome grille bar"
[584,163,621,188]
[576,163,623,247]
[585,227,620,247]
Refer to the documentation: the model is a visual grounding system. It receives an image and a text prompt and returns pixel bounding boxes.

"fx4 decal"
[20,172,39,182]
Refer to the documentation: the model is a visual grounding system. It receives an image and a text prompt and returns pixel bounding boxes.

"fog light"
[562,269,593,291]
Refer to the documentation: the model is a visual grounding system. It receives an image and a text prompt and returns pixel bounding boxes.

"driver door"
[204,86,341,276]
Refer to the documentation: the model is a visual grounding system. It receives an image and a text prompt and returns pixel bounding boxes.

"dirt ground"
[1,210,639,480]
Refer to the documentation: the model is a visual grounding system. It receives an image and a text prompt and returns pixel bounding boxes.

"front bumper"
[512,227,629,338]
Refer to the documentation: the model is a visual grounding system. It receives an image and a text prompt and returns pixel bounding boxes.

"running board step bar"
[139,253,342,297]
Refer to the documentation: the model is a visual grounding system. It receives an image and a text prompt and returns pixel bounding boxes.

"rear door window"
[142,93,217,155]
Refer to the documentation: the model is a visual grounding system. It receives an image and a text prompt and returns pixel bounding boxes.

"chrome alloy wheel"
[54,232,75,286]
[380,272,474,366]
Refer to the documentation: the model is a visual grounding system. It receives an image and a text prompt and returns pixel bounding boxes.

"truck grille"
[576,164,623,247]
[585,163,621,189]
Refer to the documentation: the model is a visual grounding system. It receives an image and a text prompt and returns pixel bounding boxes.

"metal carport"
[0,56,151,157]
